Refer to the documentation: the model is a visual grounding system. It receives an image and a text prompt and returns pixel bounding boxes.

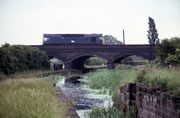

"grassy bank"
[86,64,180,117]
[0,69,68,80]
[86,64,180,96]
[137,66,180,96]
[0,78,66,118]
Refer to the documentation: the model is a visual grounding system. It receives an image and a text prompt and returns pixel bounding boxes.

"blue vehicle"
[43,34,103,45]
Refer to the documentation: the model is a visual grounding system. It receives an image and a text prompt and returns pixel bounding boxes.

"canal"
[56,74,113,118]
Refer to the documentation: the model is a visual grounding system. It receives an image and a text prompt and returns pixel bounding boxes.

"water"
[56,76,113,118]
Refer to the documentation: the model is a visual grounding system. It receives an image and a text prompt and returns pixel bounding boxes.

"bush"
[149,76,168,91]
[156,37,180,66]
[135,70,146,83]
[0,44,50,75]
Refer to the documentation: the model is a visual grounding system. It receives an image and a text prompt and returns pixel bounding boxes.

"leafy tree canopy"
[103,35,122,45]
[0,44,50,75]
[148,17,159,45]
[156,37,180,66]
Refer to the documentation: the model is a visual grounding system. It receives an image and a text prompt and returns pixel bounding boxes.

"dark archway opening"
[71,56,107,72]
[113,55,149,68]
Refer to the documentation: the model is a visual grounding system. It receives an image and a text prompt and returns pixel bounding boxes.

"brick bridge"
[33,44,156,70]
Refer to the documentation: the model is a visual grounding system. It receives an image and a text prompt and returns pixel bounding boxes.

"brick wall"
[119,83,180,118]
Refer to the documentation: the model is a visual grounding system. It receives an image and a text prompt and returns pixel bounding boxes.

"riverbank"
[0,78,67,118]
[85,64,180,117]
[0,70,80,118]
[0,69,69,80]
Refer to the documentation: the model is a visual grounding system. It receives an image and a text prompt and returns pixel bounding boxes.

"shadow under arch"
[68,53,108,71]
[112,52,150,64]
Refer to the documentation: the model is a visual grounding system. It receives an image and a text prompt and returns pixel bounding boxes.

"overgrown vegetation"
[86,107,126,118]
[87,63,180,117]
[0,79,66,118]
[84,36,180,117]
[0,43,50,75]
[156,37,180,66]
[136,65,180,96]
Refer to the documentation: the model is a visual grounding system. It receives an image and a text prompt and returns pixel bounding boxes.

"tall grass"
[0,79,66,118]
[86,65,137,95]
[87,64,180,96]
[143,66,180,95]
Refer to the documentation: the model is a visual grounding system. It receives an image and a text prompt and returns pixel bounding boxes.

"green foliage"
[103,35,123,45]
[121,56,133,64]
[0,44,50,75]
[0,79,65,118]
[165,47,180,65]
[156,37,180,66]
[135,70,146,83]
[86,65,136,95]
[84,57,105,66]
[149,76,168,91]
[165,54,180,65]
[147,17,159,45]
[86,107,126,118]
[137,66,180,95]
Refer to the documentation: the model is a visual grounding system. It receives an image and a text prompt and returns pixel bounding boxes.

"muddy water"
[56,76,113,118]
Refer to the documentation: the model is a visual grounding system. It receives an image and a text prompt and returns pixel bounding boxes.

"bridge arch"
[106,52,150,69]
[67,53,108,71]
[111,52,150,63]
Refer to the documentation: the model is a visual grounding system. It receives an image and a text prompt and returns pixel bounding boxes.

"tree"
[156,37,180,65]
[147,17,159,45]
[0,44,50,75]
[103,35,122,45]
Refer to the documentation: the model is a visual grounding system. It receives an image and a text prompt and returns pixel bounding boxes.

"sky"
[0,0,180,45]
